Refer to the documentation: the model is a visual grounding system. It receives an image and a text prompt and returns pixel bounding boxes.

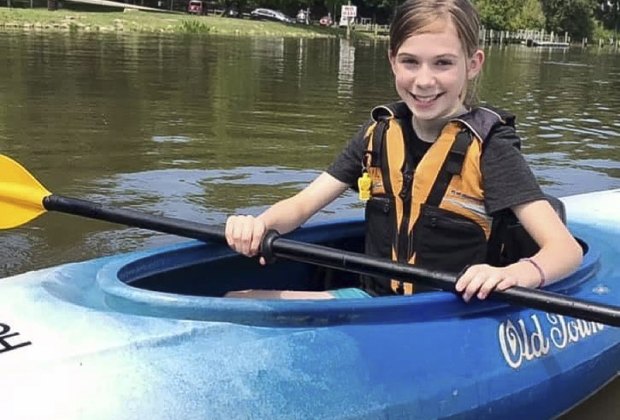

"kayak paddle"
[1,154,619,326]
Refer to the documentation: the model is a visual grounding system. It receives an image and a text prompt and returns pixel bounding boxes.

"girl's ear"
[388,49,397,74]
[467,49,485,80]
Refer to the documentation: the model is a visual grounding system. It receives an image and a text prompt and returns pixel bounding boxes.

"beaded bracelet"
[520,258,546,288]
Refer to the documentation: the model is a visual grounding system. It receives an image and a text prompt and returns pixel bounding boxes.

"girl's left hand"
[455,263,540,302]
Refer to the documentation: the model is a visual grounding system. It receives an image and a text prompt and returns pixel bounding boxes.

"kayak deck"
[0,189,618,419]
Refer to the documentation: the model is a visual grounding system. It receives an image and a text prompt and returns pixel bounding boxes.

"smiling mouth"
[411,92,444,103]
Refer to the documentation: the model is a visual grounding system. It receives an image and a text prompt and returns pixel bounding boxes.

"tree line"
[230,0,619,40]
[475,0,619,40]
[12,0,618,41]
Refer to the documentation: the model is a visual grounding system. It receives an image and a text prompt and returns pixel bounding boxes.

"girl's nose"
[415,65,436,87]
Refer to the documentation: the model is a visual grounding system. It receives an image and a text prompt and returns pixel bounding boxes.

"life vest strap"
[364,119,387,169]
[426,130,473,207]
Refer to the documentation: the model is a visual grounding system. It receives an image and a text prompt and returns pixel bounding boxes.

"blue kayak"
[0,189,619,419]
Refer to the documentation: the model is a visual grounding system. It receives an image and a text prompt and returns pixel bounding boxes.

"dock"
[479,28,571,47]
[525,39,570,48]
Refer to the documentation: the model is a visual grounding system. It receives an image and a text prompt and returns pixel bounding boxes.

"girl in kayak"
[225,0,583,300]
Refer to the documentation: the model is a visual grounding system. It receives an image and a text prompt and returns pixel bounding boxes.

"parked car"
[319,15,333,27]
[250,8,294,24]
[187,0,203,15]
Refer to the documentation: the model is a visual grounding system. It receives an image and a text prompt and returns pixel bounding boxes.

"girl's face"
[389,18,484,122]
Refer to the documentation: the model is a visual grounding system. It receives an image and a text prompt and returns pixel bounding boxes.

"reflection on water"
[0,33,618,271]
[0,32,619,415]
[337,38,355,99]
[481,46,620,197]
[91,166,328,218]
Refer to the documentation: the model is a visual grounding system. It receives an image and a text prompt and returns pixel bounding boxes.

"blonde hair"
[389,0,482,106]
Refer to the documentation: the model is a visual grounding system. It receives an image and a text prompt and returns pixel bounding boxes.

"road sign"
[341,5,357,18]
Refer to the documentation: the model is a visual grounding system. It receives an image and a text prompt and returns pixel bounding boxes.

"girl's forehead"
[397,18,463,54]
[413,17,458,39]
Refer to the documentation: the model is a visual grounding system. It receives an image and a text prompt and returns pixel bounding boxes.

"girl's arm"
[456,199,583,301]
[225,172,349,258]
[511,199,583,284]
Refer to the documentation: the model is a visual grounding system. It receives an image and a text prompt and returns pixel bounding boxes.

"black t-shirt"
[327,114,544,215]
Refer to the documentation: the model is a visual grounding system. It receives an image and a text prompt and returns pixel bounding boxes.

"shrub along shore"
[0,8,352,37]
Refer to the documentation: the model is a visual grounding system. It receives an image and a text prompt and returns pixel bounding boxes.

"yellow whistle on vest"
[358,172,372,201]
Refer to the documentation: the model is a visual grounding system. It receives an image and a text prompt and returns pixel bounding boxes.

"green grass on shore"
[0,8,347,37]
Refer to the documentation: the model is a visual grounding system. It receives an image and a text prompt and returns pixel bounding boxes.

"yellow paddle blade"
[0,155,51,229]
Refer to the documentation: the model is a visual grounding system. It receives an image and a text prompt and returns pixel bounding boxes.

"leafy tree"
[475,0,514,30]
[594,0,620,33]
[540,0,594,39]
[475,0,544,31]
[512,0,546,30]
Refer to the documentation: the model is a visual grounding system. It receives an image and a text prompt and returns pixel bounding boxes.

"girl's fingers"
[225,217,234,247]
[456,265,510,302]
[250,220,266,256]
[495,277,518,292]
[476,277,500,300]
[456,265,489,296]
[225,215,244,251]
[477,277,519,300]
[239,218,254,255]
[455,265,477,292]
[462,275,486,302]
[225,215,264,257]
[457,262,541,302]
[475,272,508,300]
[459,267,486,302]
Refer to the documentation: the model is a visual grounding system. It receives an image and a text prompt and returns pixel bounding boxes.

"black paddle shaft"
[44,195,228,242]
[44,195,620,326]
[265,234,620,326]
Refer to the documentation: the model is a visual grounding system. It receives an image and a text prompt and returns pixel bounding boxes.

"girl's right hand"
[225,215,267,261]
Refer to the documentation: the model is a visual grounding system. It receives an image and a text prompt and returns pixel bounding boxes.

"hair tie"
[520,258,546,288]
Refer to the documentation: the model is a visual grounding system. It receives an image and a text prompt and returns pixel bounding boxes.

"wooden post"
[346,1,352,40]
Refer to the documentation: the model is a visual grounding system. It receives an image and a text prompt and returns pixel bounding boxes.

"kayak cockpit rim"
[94,218,602,327]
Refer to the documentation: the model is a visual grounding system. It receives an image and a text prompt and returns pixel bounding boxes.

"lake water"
[0,32,619,416]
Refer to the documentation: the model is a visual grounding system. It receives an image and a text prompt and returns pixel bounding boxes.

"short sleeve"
[326,120,373,189]
[482,125,545,215]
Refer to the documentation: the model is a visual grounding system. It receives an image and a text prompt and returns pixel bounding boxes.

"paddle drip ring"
[260,229,280,264]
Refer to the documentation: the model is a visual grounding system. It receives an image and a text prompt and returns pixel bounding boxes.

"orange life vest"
[360,102,514,295]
